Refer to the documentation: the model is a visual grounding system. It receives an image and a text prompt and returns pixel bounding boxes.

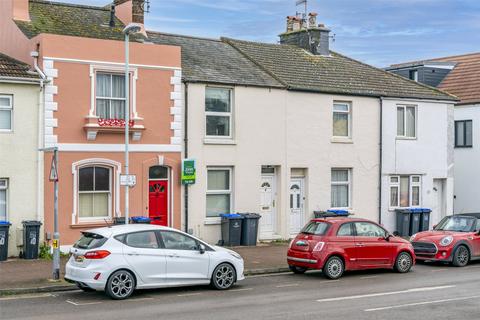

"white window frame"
[397,105,417,139]
[332,101,351,138]
[95,72,127,120]
[331,168,351,209]
[89,65,138,119]
[205,87,234,140]
[206,167,233,219]
[0,95,13,132]
[77,165,112,222]
[0,179,8,221]
[389,175,422,209]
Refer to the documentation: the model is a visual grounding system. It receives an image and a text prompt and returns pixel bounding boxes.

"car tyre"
[76,282,95,292]
[105,270,135,300]
[452,245,470,267]
[211,263,236,290]
[394,252,413,273]
[289,265,307,274]
[323,256,344,280]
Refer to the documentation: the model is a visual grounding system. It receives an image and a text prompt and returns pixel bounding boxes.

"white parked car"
[65,224,244,300]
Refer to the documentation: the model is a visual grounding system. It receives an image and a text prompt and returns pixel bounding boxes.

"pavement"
[2,261,480,320]
[0,243,289,294]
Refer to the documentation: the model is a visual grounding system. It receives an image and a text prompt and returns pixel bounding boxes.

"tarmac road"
[2,262,480,320]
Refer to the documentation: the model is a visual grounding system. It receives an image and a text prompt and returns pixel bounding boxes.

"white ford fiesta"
[65,224,244,300]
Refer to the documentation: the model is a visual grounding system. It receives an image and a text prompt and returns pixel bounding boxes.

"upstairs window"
[0,95,12,131]
[397,105,416,138]
[78,166,111,219]
[332,102,351,138]
[455,120,473,148]
[409,69,418,82]
[205,87,232,138]
[96,73,126,120]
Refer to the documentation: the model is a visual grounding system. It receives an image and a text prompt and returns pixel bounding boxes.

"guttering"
[184,82,189,233]
[380,96,458,104]
[0,76,41,84]
[379,97,384,224]
[31,51,47,82]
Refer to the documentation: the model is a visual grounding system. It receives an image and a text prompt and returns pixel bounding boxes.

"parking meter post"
[53,148,60,280]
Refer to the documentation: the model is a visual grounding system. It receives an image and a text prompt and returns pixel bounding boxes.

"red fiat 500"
[410,213,480,267]
[287,214,415,279]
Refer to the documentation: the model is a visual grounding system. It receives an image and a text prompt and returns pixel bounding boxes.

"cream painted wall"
[381,98,455,232]
[0,82,43,256]
[185,83,380,244]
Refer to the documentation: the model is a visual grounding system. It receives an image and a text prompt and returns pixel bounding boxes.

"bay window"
[206,168,232,217]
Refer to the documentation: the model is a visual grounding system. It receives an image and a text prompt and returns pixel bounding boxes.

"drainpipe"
[31,51,48,224]
[184,82,189,233]
[379,97,384,224]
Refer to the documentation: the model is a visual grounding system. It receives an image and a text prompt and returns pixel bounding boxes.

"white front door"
[433,179,447,224]
[259,175,276,238]
[289,178,305,235]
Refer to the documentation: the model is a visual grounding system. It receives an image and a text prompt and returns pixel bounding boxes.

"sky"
[57,0,480,67]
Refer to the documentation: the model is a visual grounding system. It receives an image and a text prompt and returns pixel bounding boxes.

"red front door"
[149,180,169,226]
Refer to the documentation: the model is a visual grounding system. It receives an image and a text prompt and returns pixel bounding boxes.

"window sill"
[204,217,222,225]
[84,116,145,141]
[396,136,417,141]
[203,138,236,145]
[70,221,112,228]
[331,137,353,144]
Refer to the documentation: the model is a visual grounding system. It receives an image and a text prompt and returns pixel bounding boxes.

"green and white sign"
[181,159,196,185]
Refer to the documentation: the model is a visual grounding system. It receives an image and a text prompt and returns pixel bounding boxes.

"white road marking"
[229,288,253,292]
[365,295,480,312]
[359,276,379,279]
[0,293,53,301]
[316,285,455,302]
[176,293,201,297]
[66,299,102,306]
[431,269,448,272]
[276,283,299,288]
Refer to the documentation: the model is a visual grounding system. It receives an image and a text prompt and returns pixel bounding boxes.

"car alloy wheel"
[106,270,135,300]
[324,256,344,280]
[395,252,412,273]
[212,263,236,290]
[453,245,470,267]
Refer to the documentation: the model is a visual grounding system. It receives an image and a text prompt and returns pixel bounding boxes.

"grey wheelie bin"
[240,213,261,246]
[22,220,42,259]
[220,214,243,246]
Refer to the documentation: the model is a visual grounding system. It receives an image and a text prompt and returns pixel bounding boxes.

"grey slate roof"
[224,38,457,101]
[15,0,137,41]
[146,32,283,88]
[0,52,39,80]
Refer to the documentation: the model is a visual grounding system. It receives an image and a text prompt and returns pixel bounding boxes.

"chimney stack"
[12,0,30,21]
[114,0,146,25]
[279,12,331,56]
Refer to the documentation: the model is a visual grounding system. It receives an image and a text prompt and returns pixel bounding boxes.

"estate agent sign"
[182,159,196,185]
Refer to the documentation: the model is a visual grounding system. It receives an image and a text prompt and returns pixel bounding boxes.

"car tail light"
[84,250,111,259]
[313,242,325,252]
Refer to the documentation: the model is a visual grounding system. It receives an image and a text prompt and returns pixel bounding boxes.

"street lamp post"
[123,24,142,225]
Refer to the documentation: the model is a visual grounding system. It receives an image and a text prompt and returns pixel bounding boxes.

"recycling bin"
[130,216,151,224]
[113,217,126,225]
[395,209,411,237]
[0,221,11,261]
[240,213,261,246]
[409,209,422,235]
[220,214,243,246]
[22,220,42,259]
[419,208,432,231]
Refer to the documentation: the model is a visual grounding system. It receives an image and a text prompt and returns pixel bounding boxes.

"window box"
[83,116,145,141]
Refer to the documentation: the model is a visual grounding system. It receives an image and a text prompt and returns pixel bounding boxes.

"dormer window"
[96,72,126,119]
[409,69,418,82]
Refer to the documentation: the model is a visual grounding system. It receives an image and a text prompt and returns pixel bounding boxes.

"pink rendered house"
[0,0,183,249]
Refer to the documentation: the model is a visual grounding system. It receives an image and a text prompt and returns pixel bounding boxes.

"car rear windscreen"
[73,232,107,249]
[301,221,330,235]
